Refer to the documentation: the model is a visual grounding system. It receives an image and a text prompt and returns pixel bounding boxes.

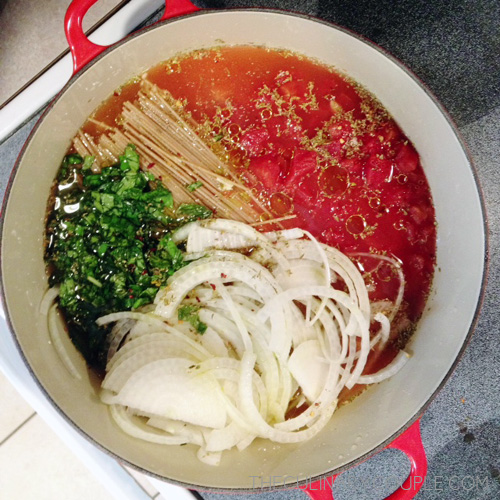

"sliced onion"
[40,286,60,316]
[147,416,204,447]
[107,319,135,363]
[106,358,228,429]
[97,311,167,329]
[197,448,222,466]
[155,255,281,319]
[357,350,411,384]
[288,340,329,402]
[109,405,193,445]
[97,219,406,465]
[186,224,257,253]
[48,304,82,380]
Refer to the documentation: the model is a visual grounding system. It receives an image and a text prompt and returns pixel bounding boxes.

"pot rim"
[0,7,490,493]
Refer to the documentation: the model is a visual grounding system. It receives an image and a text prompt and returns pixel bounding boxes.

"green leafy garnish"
[177,203,213,220]
[178,305,207,334]
[82,155,95,171]
[186,181,203,192]
[45,144,210,368]
[119,144,141,172]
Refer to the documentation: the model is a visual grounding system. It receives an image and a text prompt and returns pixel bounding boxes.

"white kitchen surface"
[0,357,162,499]
[0,366,117,499]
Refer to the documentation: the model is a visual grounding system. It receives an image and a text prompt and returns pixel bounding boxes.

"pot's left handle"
[304,419,428,500]
[65,0,200,74]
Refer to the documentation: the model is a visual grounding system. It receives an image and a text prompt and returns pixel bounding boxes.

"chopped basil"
[82,155,95,171]
[186,181,203,192]
[45,144,210,368]
[177,203,213,220]
[178,305,208,334]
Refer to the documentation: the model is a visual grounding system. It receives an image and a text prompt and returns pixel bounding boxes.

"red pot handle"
[305,419,427,500]
[64,0,200,74]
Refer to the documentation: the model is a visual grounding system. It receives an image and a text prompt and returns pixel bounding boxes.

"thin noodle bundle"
[72,80,281,225]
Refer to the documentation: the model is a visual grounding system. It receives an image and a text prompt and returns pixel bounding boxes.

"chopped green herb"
[186,181,203,192]
[178,305,207,334]
[119,144,140,172]
[45,144,204,369]
[87,276,103,288]
[82,155,95,171]
[177,203,213,220]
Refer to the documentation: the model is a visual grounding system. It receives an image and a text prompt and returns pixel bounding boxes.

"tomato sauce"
[81,46,436,381]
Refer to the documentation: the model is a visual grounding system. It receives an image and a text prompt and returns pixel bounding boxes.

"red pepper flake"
[129,295,134,299]
[221,273,227,279]
[209,283,217,290]
[195,296,201,303]
[147,163,155,169]
[141,270,148,275]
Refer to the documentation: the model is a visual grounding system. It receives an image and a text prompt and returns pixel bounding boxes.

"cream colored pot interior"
[1,11,485,490]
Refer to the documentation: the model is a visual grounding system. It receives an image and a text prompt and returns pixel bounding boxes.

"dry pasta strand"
[72,80,283,226]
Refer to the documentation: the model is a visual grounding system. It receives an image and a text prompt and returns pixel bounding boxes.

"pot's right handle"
[65,0,199,74]
[305,419,428,500]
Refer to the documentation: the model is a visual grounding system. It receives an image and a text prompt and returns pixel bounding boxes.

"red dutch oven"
[0,1,487,499]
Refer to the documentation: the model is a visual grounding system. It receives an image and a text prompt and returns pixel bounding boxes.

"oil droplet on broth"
[368,196,381,209]
[269,191,294,215]
[393,220,406,231]
[346,214,366,235]
[320,165,348,198]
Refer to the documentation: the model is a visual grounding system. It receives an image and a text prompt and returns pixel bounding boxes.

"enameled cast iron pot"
[0,0,487,498]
